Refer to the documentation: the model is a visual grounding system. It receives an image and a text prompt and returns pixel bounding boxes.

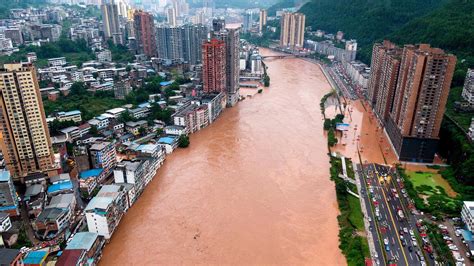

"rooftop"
[80,168,104,179]
[90,141,111,151]
[58,110,81,116]
[25,184,43,197]
[36,207,67,223]
[85,196,113,211]
[46,193,74,209]
[50,173,71,184]
[0,169,11,182]
[0,249,20,265]
[47,180,73,194]
[56,250,85,266]
[23,250,48,265]
[65,232,99,251]
[158,136,176,145]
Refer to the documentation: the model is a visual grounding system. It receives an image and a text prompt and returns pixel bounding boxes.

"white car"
[403,227,409,234]
[438,224,448,230]
[409,229,415,236]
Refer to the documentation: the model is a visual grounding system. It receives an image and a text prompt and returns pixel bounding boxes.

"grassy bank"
[330,157,370,266]
[397,166,462,217]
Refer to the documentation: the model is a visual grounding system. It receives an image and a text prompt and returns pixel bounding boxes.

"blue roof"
[0,205,17,211]
[63,110,81,116]
[47,180,73,194]
[23,250,48,264]
[159,81,174,86]
[158,136,176,145]
[66,232,99,251]
[79,168,104,179]
[138,102,151,108]
[0,169,11,182]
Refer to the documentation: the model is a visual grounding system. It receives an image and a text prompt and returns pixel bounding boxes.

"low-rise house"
[47,180,73,197]
[158,136,178,154]
[114,160,148,202]
[24,184,46,218]
[462,201,474,233]
[78,123,91,137]
[112,122,125,135]
[33,193,75,240]
[79,169,104,198]
[165,125,186,136]
[0,212,12,232]
[128,107,150,120]
[0,170,19,216]
[56,110,82,123]
[57,232,105,266]
[119,133,134,144]
[89,141,117,175]
[125,120,148,136]
[60,126,81,141]
[105,107,126,118]
[88,116,109,130]
[85,185,127,239]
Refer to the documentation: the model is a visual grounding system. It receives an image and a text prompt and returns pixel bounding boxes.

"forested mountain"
[385,0,474,83]
[297,0,447,61]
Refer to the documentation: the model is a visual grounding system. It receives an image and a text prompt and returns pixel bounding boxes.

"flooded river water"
[100,48,346,265]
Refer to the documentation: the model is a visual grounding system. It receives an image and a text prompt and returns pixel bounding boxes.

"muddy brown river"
[100,48,346,265]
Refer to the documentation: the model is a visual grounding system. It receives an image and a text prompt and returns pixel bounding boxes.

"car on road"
[409,229,415,236]
[438,224,448,230]
[408,246,413,252]
[403,227,408,234]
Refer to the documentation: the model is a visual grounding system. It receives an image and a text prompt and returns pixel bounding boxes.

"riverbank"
[100,48,345,265]
[320,91,371,265]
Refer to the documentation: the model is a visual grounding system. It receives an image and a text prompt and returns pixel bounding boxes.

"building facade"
[156,24,208,65]
[259,9,267,33]
[0,170,19,216]
[202,39,226,94]
[213,28,240,106]
[367,40,402,121]
[101,0,121,40]
[279,12,305,49]
[133,10,157,57]
[381,44,457,162]
[0,63,57,180]
[462,69,474,107]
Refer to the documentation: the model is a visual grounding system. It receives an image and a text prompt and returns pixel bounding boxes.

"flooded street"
[100,48,346,265]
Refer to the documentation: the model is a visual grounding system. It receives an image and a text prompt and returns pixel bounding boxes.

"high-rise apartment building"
[167,8,177,27]
[0,63,57,180]
[462,69,474,107]
[259,9,267,33]
[213,28,240,106]
[242,12,251,33]
[133,10,157,57]
[212,18,225,33]
[279,12,305,49]
[101,0,121,40]
[369,43,457,162]
[367,40,402,121]
[202,39,226,94]
[156,24,208,65]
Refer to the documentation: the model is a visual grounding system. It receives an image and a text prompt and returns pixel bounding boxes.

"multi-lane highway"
[358,163,434,265]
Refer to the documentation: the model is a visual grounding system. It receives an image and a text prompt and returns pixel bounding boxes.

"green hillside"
[298,0,446,62]
[385,0,474,85]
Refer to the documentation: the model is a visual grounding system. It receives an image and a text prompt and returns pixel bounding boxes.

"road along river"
[100,48,346,265]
